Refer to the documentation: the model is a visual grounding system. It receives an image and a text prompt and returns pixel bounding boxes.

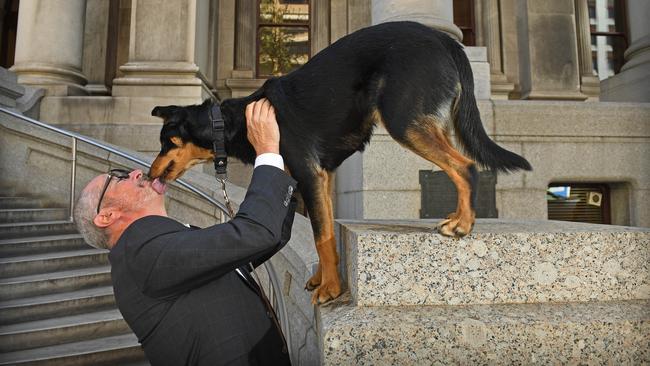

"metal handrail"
[0,107,292,360]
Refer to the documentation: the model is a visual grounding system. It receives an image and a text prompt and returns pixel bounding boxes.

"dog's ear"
[151,105,179,124]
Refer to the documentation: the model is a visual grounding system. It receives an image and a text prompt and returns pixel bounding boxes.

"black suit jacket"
[108,166,297,366]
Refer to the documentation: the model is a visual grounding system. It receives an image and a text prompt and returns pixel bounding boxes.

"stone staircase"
[0,194,148,365]
[320,219,650,365]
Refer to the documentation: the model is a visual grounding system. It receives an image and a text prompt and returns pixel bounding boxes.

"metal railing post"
[69,137,77,222]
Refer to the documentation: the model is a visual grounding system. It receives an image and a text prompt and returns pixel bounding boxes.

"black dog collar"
[210,103,227,178]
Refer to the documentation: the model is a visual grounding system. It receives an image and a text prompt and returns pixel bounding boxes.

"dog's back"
[263,21,530,175]
[262,22,463,169]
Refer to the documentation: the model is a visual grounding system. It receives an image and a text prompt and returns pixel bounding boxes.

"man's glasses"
[96,169,132,214]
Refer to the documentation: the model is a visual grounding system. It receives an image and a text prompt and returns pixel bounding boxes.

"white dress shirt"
[254,153,284,171]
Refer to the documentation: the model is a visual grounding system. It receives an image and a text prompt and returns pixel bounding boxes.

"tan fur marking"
[305,168,342,304]
[150,142,215,181]
[404,115,476,236]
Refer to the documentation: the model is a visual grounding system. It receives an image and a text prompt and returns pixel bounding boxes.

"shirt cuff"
[254,153,284,171]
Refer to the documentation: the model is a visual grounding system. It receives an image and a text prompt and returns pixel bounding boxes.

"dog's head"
[149,102,216,182]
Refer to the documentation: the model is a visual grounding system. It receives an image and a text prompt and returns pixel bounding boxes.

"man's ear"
[93,208,121,228]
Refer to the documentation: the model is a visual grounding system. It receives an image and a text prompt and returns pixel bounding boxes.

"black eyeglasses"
[96,169,132,214]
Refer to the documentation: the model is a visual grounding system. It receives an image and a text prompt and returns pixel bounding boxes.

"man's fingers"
[245,102,254,127]
[260,99,271,122]
[253,100,263,124]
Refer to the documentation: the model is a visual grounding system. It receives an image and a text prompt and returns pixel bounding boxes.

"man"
[74,99,296,365]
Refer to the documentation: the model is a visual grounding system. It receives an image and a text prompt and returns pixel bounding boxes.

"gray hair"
[74,185,110,250]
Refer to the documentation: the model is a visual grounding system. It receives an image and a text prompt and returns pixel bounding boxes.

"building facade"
[1,0,649,227]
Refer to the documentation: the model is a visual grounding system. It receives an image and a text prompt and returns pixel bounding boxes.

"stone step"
[339,219,650,306]
[0,221,77,240]
[0,266,112,300]
[0,197,43,209]
[320,296,650,365]
[0,331,146,365]
[0,234,87,257]
[0,208,68,223]
[0,309,130,353]
[0,286,115,324]
[0,249,108,278]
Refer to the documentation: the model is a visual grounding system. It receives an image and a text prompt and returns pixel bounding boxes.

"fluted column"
[11,0,87,96]
[601,0,650,102]
[111,0,209,102]
[483,0,514,99]
[82,0,111,95]
[233,0,255,78]
[371,0,463,41]
[575,0,600,100]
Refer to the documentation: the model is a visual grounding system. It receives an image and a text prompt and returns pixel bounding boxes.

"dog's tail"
[447,41,532,173]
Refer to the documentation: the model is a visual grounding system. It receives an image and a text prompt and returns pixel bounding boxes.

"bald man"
[74,99,296,366]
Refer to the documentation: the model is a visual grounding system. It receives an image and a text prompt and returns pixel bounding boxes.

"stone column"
[82,0,111,95]
[215,0,236,99]
[516,0,586,100]
[226,0,262,98]
[232,0,256,79]
[600,0,650,102]
[312,0,331,55]
[574,0,600,100]
[371,0,462,41]
[111,0,209,103]
[483,0,514,99]
[10,0,87,96]
[498,0,521,98]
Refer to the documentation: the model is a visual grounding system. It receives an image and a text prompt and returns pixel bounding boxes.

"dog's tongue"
[151,178,167,195]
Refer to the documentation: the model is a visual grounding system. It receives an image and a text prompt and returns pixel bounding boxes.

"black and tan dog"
[148,21,532,304]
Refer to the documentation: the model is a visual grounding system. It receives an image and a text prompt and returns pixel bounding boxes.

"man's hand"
[245,98,280,156]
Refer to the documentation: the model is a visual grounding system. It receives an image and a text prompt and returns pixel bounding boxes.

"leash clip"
[218,176,235,219]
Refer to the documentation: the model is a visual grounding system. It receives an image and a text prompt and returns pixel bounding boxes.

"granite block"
[320,297,650,365]
[340,219,650,306]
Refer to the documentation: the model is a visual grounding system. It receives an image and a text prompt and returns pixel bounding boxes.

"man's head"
[74,169,167,250]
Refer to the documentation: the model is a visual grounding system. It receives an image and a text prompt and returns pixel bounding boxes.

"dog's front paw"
[310,281,342,305]
[304,266,322,291]
[305,276,321,291]
[437,214,474,237]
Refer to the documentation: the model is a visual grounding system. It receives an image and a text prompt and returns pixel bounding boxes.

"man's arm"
[126,166,296,298]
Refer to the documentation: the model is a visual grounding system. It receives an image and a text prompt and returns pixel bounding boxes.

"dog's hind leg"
[296,166,342,304]
[399,115,478,237]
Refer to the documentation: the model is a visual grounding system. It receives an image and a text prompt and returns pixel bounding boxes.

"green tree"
[259,0,296,76]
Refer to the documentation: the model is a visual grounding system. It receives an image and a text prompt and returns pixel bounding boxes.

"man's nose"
[129,169,143,181]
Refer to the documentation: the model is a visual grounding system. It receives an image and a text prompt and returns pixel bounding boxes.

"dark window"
[547,183,611,224]
[453,0,475,46]
[1,0,20,68]
[257,0,310,78]
[587,0,628,79]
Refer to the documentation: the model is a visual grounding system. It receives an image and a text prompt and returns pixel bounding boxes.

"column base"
[520,90,588,101]
[600,35,650,103]
[111,61,212,101]
[490,72,515,100]
[10,62,88,96]
[465,47,491,100]
[580,75,601,101]
[225,78,265,98]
